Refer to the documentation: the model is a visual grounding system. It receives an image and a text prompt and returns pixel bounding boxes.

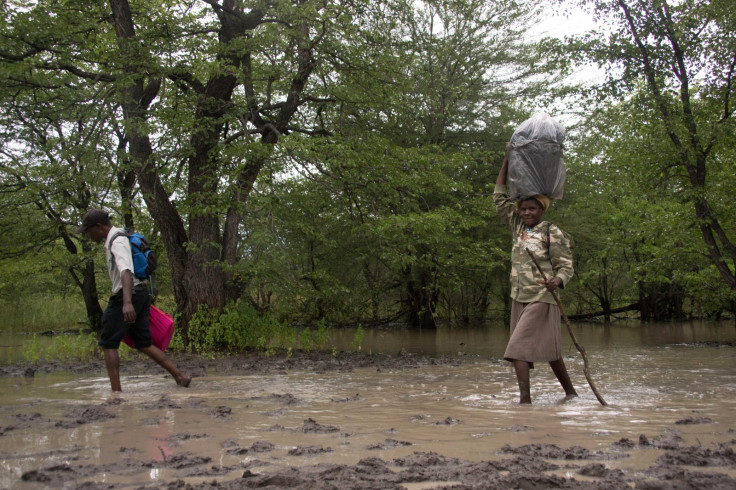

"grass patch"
[18,330,148,365]
[18,330,143,364]
[7,295,340,363]
[3,295,88,333]
[22,329,98,363]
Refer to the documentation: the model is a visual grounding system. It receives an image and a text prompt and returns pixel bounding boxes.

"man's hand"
[123,302,137,323]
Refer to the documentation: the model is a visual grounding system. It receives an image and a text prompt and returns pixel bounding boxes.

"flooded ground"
[1,320,735,488]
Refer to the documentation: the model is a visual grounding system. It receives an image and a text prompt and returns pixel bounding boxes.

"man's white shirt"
[105,227,143,294]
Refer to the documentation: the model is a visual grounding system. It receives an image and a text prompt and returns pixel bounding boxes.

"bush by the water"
[173,302,332,356]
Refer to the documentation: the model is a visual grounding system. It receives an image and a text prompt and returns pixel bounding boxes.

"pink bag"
[121,305,175,351]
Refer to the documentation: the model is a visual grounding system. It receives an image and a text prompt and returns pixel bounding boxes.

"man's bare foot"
[177,377,191,387]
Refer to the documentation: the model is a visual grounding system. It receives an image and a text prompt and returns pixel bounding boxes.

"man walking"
[76,209,191,391]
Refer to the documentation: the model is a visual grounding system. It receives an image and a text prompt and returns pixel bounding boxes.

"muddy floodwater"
[1,321,735,489]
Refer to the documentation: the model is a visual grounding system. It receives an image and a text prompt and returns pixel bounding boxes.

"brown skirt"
[503,300,562,368]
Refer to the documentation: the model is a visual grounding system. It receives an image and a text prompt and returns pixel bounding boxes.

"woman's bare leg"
[512,359,532,404]
[549,358,577,397]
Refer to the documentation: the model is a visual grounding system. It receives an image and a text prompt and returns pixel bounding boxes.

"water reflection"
[2,320,733,364]
[329,319,735,357]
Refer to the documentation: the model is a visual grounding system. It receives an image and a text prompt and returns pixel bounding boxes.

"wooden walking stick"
[526,248,608,406]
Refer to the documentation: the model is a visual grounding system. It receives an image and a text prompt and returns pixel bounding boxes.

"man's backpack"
[109,230,158,280]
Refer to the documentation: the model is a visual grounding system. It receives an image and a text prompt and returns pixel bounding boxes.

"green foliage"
[557,0,736,316]
[242,130,511,327]
[351,325,365,352]
[185,301,316,355]
[231,0,553,328]
[562,90,735,318]
[21,329,99,364]
[2,0,427,338]
[3,294,88,333]
[298,320,331,352]
[2,0,733,329]
[312,319,331,350]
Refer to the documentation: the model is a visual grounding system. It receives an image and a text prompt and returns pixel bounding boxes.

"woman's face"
[518,199,544,228]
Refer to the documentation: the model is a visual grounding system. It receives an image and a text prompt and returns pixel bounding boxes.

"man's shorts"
[99,285,153,349]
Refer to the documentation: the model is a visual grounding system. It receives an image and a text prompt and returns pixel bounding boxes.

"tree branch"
[44,62,116,82]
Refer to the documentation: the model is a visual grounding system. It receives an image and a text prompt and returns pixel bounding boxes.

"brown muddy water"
[1,321,735,489]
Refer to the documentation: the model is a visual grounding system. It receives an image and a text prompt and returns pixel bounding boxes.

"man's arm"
[121,270,136,323]
[109,234,137,323]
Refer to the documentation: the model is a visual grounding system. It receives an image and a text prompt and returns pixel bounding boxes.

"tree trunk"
[601,298,611,323]
[80,260,104,330]
[116,154,137,230]
[362,261,381,322]
[638,281,684,321]
[404,265,438,329]
[66,236,103,331]
[56,211,103,331]
[473,287,491,325]
[567,303,640,321]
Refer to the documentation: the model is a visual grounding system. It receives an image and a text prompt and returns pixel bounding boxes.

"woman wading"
[494,148,577,404]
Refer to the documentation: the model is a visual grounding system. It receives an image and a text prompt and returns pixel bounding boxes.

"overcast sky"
[527,2,608,126]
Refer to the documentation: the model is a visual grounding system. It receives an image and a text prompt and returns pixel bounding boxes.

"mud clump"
[249,441,275,453]
[367,438,413,450]
[10,417,736,489]
[212,405,232,418]
[500,443,596,460]
[21,464,74,484]
[166,453,213,469]
[141,394,181,410]
[655,446,736,468]
[1,412,45,436]
[55,405,116,429]
[288,445,333,456]
[169,433,210,442]
[502,424,534,432]
[676,416,714,425]
[296,417,340,433]
[331,393,363,403]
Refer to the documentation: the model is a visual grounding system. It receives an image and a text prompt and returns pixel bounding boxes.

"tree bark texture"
[81,260,104,330]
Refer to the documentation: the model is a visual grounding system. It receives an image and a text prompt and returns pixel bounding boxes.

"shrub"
[186,301,292,354]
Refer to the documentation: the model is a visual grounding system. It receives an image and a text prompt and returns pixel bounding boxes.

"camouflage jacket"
[494,184,574,305]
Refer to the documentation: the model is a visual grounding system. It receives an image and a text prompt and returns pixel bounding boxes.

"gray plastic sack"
[507,113,566,201]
